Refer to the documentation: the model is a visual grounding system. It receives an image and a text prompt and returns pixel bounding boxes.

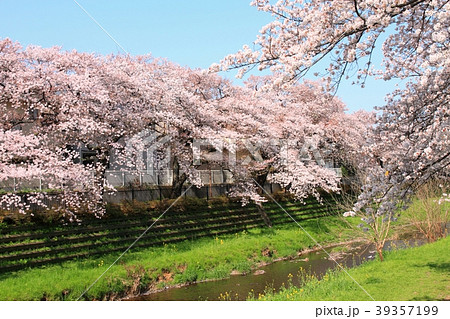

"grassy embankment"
[0,210,359,301]
[1,194,446,301]
[252,235,450,301]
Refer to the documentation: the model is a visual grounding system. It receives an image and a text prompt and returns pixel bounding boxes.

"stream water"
[129,239,426,301]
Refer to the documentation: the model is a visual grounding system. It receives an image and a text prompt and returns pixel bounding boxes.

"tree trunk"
[256,202,272,228]
[96,149,110,199]
[171,158,187,198]
[255,170,269,193]
[376,244,384,262]
[254,169,272,227]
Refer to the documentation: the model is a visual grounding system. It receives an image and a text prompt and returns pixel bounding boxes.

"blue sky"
[0,0,399,112]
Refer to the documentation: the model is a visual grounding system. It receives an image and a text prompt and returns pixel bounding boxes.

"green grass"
[0,215,355,300]
[253,236,450,301]
[2,194,443,301]
[0,197,341,270]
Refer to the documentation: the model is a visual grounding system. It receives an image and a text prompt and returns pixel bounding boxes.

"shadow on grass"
[297,218,337,234]
[413,261,450,273]
[425,262,450,273]
[410,295,438,301]
[410,295,450,301]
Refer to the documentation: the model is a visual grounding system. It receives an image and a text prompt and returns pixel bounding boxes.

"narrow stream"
[129,239,425,301]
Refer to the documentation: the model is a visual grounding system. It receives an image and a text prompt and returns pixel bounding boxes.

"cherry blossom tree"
[0,39,254,215]
[215,0,449,243]
[146,69,372,226]
[131,66,371,209]
[232,76,373,202]
[0,130,101,219]
[162,69,372,206]
[0,38,163,218]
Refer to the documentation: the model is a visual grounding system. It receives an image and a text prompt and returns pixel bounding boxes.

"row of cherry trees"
[0,37,372,219]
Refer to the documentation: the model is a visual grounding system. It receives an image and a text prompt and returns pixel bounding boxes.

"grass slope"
[0,216,355,300]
